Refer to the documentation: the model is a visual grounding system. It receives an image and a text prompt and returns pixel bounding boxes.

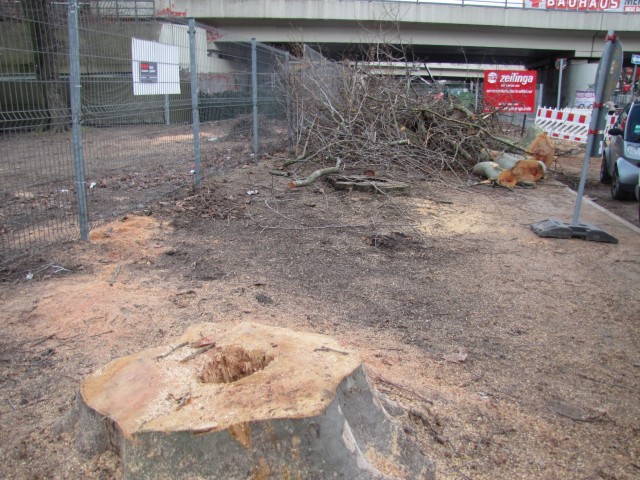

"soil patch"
[0,159,638,479]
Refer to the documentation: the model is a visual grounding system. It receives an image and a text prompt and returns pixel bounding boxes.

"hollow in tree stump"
[71,322,435,479]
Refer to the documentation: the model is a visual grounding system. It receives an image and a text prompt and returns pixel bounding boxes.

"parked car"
[636,172,640,222]
[600,100,640,200]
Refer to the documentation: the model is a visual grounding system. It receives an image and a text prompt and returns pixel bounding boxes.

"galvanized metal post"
[252,38,259,162]
[67,0,89,241]
[556,58,564,109]
[164,94,170,125]
[189,18,201,186]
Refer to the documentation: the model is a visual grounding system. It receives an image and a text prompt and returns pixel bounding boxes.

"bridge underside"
[202,18,640,69]
[302,42,574,67]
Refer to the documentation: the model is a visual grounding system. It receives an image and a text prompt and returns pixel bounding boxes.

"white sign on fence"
[131,38,180,95]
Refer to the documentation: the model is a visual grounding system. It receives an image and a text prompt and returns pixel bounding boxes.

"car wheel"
[600,154,611,183]
[611,168,628,200]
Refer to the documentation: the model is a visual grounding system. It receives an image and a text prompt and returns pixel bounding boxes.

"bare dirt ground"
[0,148,639,479]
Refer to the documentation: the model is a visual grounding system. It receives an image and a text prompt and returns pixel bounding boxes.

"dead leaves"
[164,190,248,220]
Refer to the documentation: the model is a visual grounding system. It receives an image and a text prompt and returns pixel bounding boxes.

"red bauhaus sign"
[483,70,538,113]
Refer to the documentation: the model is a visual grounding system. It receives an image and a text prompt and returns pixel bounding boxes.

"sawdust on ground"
[0,157,639,480]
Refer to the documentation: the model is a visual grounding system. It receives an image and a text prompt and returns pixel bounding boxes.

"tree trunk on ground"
[64,322,435,480]
[21,0,70,132]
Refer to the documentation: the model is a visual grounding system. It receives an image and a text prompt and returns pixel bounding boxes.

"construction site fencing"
[0,0,290,264]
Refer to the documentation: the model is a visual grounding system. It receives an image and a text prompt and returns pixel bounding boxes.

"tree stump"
[72,322,434,479]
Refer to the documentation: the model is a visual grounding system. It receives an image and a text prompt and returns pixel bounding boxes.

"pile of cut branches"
[282,50,519,183]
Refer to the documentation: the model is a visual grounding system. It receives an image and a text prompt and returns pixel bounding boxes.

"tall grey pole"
[164,94,170,125]
[571,31,617,226]
[68,0,89,241]
[189,18,201,186]
[252,38,259,162]
[556,58,564,109]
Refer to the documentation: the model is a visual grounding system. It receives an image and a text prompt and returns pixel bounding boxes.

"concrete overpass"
[156,0,640,67]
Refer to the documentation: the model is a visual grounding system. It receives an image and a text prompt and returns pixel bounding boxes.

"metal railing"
[366,0,636,12]
[0,0,290,263]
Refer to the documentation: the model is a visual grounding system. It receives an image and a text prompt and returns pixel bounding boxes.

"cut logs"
[69,322,434,479]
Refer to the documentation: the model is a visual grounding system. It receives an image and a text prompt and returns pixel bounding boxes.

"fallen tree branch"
[288,159,342,188]
[282,157,307,167]
[279,50,538,186]
[420,107,531,156]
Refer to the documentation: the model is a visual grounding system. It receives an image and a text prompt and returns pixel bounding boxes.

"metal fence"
[0,0,290,264]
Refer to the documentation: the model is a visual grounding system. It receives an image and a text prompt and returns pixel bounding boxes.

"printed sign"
[525,0,639,11]
[574,90,595,108]
[131,38,180,96]
[622,0,640,11]
[632,54,640,65]
[139,62,158,83]
[555,58,567,70]
[483,70,538,113]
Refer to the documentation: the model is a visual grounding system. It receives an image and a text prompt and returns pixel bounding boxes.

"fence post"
[556,58,564,109]
[538,83,544,109]
[189,18,201,186]
[252,38,259,162]
[164,94,170,125]
[68,0,89,241]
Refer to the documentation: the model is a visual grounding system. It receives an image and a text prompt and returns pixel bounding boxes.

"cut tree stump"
[70,322,434,479]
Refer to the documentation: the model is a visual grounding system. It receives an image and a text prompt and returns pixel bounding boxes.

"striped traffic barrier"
[535,107,616,143]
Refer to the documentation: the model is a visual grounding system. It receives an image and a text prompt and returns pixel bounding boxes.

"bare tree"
[21,0,70,132]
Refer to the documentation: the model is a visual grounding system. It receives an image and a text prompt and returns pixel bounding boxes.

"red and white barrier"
[535,107,616,143]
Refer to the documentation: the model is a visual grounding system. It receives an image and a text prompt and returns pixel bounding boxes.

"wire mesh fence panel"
[74,12,199,226]
[254,42,290,156]
[197,34,290,168]
[0,0,290,264]
[0,0,80,262]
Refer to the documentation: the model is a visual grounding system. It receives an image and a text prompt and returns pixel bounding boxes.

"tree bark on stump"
[69,322,435,479]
